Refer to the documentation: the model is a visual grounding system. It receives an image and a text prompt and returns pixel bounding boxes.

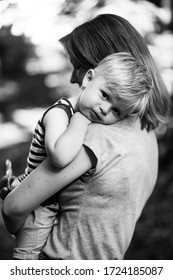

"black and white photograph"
[0,0,173,264]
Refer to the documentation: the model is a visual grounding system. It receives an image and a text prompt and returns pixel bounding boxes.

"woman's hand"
[2,146,94,234]
[0,176,11,200]
[0,160,16,200]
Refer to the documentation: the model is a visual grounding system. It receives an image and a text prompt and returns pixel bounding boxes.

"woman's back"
[41,119,158,260]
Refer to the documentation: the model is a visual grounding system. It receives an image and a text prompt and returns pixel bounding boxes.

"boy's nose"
[100,103,111,115]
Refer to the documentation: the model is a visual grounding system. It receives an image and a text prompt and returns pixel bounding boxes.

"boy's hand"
[72,112,91,125]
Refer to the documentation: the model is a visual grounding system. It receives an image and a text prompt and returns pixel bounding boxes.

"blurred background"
[0,0,173,260]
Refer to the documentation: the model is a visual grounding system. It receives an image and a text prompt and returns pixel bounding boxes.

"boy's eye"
[113,108,120,116]
[101,91,108,99]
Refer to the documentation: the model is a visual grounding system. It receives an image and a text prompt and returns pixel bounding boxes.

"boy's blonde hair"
[61,14,170,131]
[95,53,159,132]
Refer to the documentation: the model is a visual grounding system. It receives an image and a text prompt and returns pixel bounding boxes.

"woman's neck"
[68,91,82,112]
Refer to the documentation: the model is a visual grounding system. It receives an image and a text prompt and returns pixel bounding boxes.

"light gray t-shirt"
[41,119,158,259]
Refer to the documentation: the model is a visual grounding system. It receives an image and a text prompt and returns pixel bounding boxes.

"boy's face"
[79,72,121,125]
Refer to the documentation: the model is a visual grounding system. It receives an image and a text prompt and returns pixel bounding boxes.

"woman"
[1,14,170,260]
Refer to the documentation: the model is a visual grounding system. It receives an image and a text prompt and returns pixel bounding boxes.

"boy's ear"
[82,69,95,88]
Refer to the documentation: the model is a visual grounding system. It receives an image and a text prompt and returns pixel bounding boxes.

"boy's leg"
[13,203,59,260]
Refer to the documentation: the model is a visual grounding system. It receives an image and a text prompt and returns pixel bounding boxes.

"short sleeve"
[83,123,116,175]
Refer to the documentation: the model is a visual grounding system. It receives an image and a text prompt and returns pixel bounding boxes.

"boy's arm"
[2,146,95,234]
[44,110,91,168]
[43,107,70,167]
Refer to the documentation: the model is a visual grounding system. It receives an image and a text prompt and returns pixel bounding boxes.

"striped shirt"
[18,98,75,182]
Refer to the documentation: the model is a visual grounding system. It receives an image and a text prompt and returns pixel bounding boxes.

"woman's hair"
[60,13,170,130]
[95,53,154,131]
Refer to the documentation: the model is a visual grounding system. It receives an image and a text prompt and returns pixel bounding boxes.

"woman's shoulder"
[84,120,157,159]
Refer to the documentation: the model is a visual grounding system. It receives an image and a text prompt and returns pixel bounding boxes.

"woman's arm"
[45,110,91,168]
[2,146,96,234]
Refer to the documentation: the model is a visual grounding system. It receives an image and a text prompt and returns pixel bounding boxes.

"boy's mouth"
[91,110,102,121]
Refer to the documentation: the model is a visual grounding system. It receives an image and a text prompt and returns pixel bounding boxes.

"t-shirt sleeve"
[83,123,111,174]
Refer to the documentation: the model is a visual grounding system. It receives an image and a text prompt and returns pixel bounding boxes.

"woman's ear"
[82,69,95,88]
